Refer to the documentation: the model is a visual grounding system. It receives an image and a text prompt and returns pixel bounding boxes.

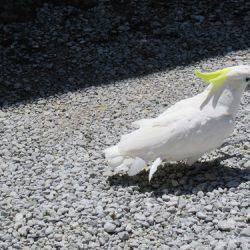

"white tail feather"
[104,146,146,176]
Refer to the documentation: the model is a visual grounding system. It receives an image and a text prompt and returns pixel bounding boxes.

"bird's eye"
[246,77,250,82]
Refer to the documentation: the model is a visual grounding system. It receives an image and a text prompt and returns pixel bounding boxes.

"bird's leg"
[149,157,162,182]
[185,155,201,166]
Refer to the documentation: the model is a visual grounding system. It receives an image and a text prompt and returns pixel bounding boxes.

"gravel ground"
[1,1,250,249]
[1,0,250,106]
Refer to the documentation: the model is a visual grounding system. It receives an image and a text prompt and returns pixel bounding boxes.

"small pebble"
[104,222,116,233]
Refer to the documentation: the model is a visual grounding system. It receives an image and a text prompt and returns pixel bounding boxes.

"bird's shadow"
[108,155,249,197]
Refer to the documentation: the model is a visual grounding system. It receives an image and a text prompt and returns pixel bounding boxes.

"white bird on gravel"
[104,65,250,181]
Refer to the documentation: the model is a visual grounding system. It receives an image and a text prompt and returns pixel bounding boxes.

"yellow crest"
[195,67,231,93]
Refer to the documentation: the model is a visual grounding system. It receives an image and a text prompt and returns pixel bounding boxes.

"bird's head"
[195,65,250,93]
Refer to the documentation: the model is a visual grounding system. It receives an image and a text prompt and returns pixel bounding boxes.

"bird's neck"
[217,88,243,115]
[203,85,243,116]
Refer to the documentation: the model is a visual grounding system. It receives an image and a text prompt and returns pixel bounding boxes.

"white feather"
[149,158,162,182]
[127,157,146,176]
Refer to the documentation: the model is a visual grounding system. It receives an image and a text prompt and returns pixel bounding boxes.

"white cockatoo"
[104,65,250,181]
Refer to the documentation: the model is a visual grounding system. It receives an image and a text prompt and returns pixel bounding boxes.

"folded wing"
[132,93,203,129]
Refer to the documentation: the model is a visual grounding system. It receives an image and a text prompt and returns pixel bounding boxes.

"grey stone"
[18,226,29,237]
[118,231,129,241]
[204,205,213,211]
[214,241,227,250]
[134,213,146,221]
[125,224,133,232]
[104,222,116,233]
[218,219,236,231]
[240,227,250,237]
[162,194,170,201]
[196,212,207,219]
[14,213,25,229]
[244,160,250,168]
[45,226,53,235]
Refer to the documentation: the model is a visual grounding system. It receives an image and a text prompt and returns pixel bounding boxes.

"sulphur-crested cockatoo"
[104,65,250,181]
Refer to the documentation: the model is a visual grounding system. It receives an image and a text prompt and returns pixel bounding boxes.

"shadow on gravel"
[1,0,249,107]
[108,156,250,197]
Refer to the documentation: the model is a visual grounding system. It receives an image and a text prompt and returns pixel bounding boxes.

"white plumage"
[104,65,250,181]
